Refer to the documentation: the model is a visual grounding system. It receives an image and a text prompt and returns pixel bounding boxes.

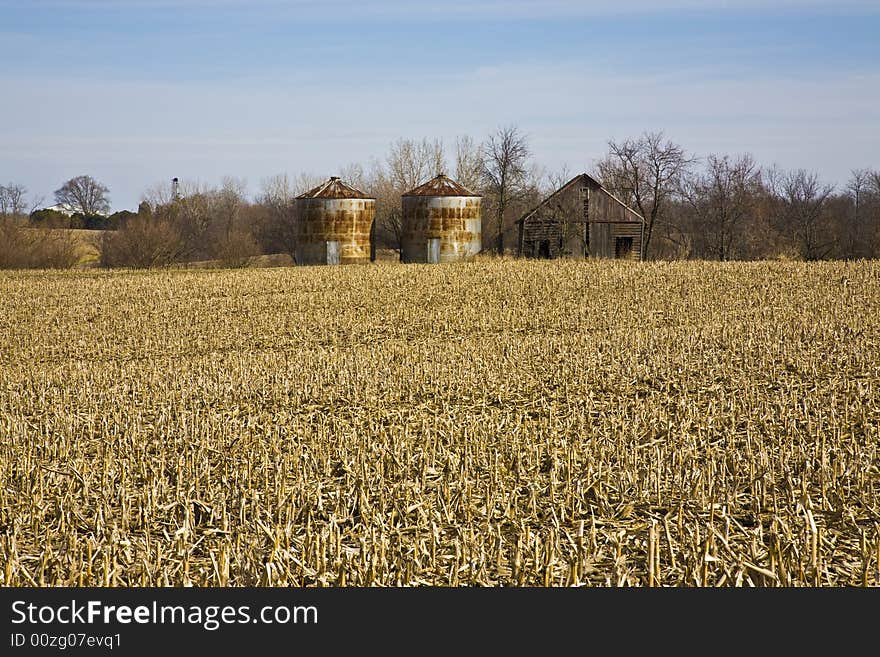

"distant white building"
[40,203,77,215]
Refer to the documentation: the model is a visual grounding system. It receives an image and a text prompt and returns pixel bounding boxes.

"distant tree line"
[1,128,879,269]
[596,132,880,261]
[0,181,80,268]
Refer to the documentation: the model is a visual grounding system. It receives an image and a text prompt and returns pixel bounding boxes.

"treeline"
[601,136,880,262]
[1,128,879,269]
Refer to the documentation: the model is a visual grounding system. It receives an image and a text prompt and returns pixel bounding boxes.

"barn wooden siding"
[517,173,644,261]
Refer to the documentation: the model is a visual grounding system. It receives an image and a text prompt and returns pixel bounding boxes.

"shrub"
[100,216,184,268]
[0,219,81,269]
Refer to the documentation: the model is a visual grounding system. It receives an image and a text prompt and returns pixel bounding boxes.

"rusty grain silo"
[294,177,375,266]
[401,174,481,264]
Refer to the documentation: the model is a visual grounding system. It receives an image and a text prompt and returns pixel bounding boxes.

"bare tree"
[597,131,694,259]
[29,194,46,215]
[141,178,204,210]
[211,176,248,240]
[428,139,446,178]
[482,125,530,254]
[254,173,298,262]
[141,181,174,210]
[143,181,212,261]
[207,176,256,266]
[371,138,448,252]
[0,217,81,269]
[54,175,111,216]
[871,170,880,257]
[386,138,446,189]
[175,192,211,260]
[454,136,484,192]
[680,154,762,260]
[100,216,185,268]
[546,164,572,194]
[838,169,874,259]
[337,162,369,193]
[368,164,403,252]
[848,169,871,219]
[0,183,29,217]
[770,168,835,261]
[282,172,320,196]
[858,169,880,258]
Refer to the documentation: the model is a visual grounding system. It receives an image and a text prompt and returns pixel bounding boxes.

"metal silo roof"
[402,174,480,198]
[296,176,373,199]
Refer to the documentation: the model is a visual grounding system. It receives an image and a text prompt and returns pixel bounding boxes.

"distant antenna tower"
[171,177,180,201]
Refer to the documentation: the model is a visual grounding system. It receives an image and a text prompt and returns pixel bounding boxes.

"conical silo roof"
[296,176,372,199]
[402,174,480,197]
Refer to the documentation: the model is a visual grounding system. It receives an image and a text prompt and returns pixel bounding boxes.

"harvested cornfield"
[1,260,878,587]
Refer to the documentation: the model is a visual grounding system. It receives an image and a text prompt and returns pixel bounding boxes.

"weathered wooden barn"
[517,173,644,261]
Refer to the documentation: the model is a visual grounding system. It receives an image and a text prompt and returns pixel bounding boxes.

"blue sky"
[1,0,879,211]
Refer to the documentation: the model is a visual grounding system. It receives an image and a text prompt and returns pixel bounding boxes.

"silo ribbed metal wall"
[401,196,481,263]
[294,197,375,265]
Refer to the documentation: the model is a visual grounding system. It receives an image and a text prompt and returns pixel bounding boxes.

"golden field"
[1,259,878,586]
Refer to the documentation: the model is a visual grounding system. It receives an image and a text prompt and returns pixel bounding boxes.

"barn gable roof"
[517,173,644,225]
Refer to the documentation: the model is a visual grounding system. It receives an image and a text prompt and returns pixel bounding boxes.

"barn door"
[326,241,340,265]
[427,238,441,264]
[614,237,633,259]
[592,223,612,258]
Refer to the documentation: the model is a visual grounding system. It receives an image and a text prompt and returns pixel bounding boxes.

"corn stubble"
[1,260,878,587]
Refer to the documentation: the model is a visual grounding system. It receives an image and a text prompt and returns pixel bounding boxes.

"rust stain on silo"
[401,174,482,264]
[294,177,375,266]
